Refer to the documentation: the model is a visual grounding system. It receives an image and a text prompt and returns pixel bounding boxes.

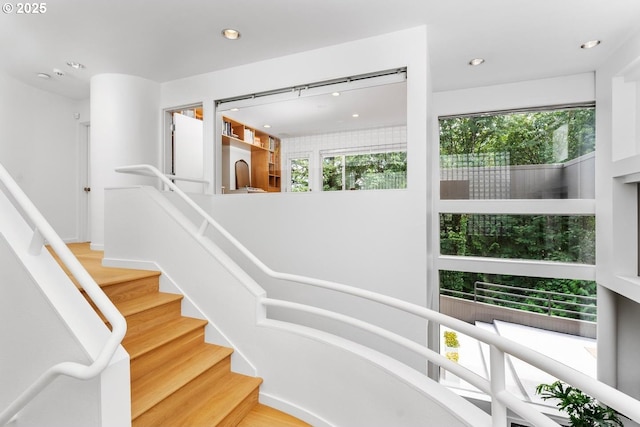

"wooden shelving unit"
[222,117,281,193]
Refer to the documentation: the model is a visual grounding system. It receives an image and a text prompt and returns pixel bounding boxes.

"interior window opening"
[215,69,407,194]
[164,105,205,194]
[321,146,407,191]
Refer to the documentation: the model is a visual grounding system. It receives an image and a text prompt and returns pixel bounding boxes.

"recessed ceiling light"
[222,28,241,40]
[332,92,340,97]
[581,40,601,49]
[469,58,485,66]
[53,68,64,77]
[66,61,86,70]
[37,73,51,79]
[352,113,359,118]
[230,108,239,112]
[263,124,271,128]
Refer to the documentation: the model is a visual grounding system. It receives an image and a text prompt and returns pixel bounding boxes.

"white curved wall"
[104,185,490,427]
[90,74,161,248]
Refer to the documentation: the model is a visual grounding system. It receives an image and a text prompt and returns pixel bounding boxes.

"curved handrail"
[0,163,127,426]
[116,164,640,425]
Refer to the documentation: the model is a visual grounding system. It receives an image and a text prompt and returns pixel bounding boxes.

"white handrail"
[0,163,127,426]
[118,166,209,185]
[165,174,209,184]
[116,164,640,426]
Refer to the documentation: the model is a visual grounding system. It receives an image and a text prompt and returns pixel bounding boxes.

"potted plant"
[443,330,460,363]
[535,380,626,426]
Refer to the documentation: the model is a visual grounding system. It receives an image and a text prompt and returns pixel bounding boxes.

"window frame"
[436,105,596,288]
[284,152,313,192]
[319,143,407,191]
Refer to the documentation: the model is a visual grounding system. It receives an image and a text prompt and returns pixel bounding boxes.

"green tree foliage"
[439,108,595,165]
[290,158,310,192]
[323,156,343,191]
[440,214,595,264]
[346,151,407,190]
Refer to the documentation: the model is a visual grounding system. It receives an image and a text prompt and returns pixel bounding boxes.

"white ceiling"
[219,77,408,138]
[1,0,639,101]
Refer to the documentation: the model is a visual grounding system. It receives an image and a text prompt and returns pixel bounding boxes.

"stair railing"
[0,163,127,426]
[116,164,640,427]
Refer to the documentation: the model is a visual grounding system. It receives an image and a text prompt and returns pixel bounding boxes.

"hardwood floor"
[53,243,311,427]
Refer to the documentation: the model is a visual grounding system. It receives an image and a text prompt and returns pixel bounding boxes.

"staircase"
[53,243,310,427]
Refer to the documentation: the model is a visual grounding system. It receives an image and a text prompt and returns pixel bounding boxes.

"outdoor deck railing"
[116,164,640,427]
[0,162,127,426]
[441,281,597,322]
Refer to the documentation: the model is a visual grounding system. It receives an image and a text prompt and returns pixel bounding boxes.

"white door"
[171,110,204,193]
[79,123,91,242]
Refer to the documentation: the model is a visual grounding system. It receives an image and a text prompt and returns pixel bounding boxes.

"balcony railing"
[441,281,597,322]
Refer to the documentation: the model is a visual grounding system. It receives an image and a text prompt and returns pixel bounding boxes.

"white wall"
[157,25,429,357]
[0,72,88,241]
[0,186,130,427]
[160,26,428,197]
[595,26,640,407]
[0,235,99,427]
[90,74,161,248]
[178,188,426,369]
[104,186,490,427]
[433,73,595,117]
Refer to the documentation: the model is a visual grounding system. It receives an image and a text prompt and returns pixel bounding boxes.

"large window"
[440,214,595,263]
[438,105,598,397]
[438,108,597,327]
[322,149,407,191]
[440,107,595,200]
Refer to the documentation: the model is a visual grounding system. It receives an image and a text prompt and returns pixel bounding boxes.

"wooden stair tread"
[239,404,312,427]
[123,316,209,359]
[115,292,182,317]
[47,245,159,288]
[131,343,234,419]
[134,372,263,427]
[75,257,160,287]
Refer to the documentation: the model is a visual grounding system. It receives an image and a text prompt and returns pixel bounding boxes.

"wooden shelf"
[222,134,269,152]
[222,117,281,193]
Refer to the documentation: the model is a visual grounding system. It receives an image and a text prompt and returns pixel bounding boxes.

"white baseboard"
[90,242,104,251]
[101,256,156,271]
